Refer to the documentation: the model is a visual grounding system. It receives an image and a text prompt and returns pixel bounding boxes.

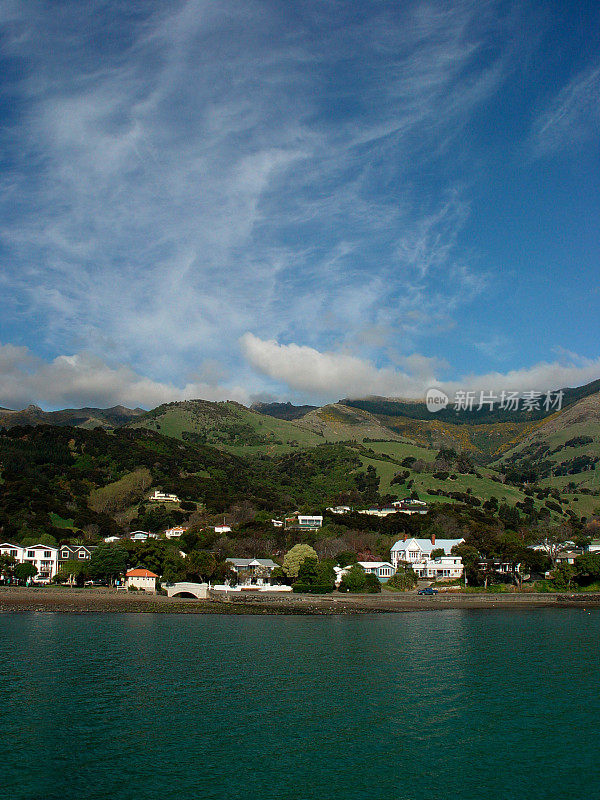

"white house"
[125,568,158,592]
[412,555,463,580]
[214,525,232,534]
[390,535,464,569]
[356,561,395,581]
[0,543,60,583]
[149,490,180,503]
[129,531,149,541]
[358,507,398,517]
[326,506,351,514]
[298,515,323,529]
[164,526,187,539]
[587,539,600,553]
[391,499,429,515]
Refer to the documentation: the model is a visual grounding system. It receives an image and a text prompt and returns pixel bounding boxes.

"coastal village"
[1,487,599,597]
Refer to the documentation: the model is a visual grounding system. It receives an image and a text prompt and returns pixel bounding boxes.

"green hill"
[128,399,325,454]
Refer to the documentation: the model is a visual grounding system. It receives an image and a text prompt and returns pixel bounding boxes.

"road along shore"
[1,586,600,614]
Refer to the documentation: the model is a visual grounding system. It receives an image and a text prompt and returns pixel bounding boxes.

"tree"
[386,565,417,591]
[0,554,16,582]
[56,559,89,586]
[185,550,217,582]
[14,562,38,583]
[283,544,318,578]
[430,548,445,560]
[338,564,381,593]
[574,552,600,584]
[552,563,576,590]
[270,566,287,585]
[297,557,319,585]
[534,527,571,567]
[89,544,127,584]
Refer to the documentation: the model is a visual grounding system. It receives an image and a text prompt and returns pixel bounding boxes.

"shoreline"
[1,586,600,614]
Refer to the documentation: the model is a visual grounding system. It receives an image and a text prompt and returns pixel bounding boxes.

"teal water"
[0,610,598,800]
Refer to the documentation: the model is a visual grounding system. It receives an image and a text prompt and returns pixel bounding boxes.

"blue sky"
[0,0,599,409]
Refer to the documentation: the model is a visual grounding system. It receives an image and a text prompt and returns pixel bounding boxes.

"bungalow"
[129,531,149,541]
[587,540,600,553]
[214,525,232,534]
[358,507,398,517]
[149,490,180,503]
[226,557,279,586]
[391,499,429,515]
[356,561,395,581]
[284,515,323,530]
[164,526,187,539]
[125,568,158,593]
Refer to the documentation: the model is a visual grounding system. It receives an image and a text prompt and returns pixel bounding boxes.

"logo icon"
[426,388,449,413]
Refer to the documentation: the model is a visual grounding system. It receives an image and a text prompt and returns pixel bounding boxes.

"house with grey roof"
[226,557,279,587]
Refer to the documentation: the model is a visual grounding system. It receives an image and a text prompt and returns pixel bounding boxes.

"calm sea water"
[0,609,598,800]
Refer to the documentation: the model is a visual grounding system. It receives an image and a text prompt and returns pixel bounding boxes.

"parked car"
[417,587,438,595]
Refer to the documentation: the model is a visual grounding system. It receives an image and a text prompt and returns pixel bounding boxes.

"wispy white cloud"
[0,0,514,397]
[530,66,600,157]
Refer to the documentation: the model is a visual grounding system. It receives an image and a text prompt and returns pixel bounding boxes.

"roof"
[226,557,278,568]
[391,537,464,552]
[357,561,393,568]
[126,568,159,578]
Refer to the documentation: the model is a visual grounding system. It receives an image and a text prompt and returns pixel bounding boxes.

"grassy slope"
[130,400,324,455]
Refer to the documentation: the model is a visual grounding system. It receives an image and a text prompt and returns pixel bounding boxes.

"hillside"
[128,399,325,454]
[494,392,600,502]
[0,404,145,430]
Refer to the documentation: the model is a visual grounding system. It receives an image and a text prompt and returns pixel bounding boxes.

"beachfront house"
[226,557,279,587]
[391,535,464,582]
[125,568,159,593]
[390,535,464,568]
[356,561,395,581]
[59,544,96,564]
[0,543,60,583]
[413,555,464,580]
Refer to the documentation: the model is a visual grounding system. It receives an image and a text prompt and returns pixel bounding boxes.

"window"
[62,550,70,559]
[44,551,51,558]
[78,552,86,559]
[27,551,35,558]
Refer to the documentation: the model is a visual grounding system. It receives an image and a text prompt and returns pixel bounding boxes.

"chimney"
[403,533,408,542]
[431,533,436,545]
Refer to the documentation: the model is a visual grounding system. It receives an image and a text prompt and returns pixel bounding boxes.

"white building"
[214,525,232,534]
[412,555,463,580]
[149,490,180,503]
[125,568,158,592]
[297,515,323,529]
[129,531,149,541]
[326,506,351,514]
[358,507,398,517]
[164,526,187,539]
[391,535,464,581]
[0,542,60,583]
[587,540,600,553]
[390,535,464,569]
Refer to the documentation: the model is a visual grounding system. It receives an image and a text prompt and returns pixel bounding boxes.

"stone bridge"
[165,582,209,599]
